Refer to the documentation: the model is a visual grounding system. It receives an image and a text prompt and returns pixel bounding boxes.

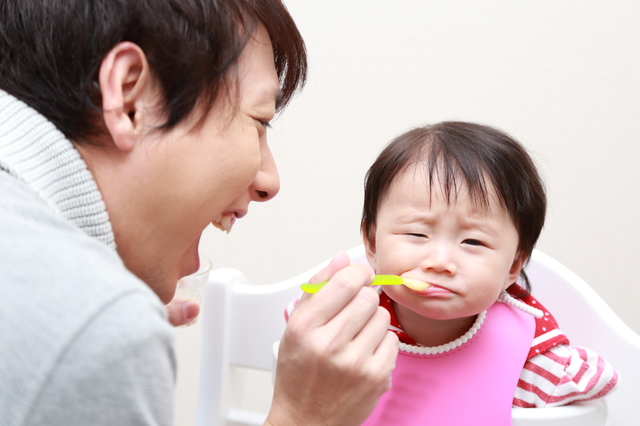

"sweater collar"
[0,90,116,249]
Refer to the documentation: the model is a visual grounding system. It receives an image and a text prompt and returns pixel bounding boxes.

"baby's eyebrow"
[396,212,433,224]
[459,217,500,235]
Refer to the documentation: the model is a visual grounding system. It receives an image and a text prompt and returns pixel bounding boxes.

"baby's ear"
[505,253,526,290]
[361,224,377,271]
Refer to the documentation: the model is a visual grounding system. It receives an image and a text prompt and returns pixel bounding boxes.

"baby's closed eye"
[462,239,485,246]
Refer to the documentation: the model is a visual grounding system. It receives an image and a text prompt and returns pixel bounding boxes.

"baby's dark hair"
[361,121,546,293]
[0,0,306,143]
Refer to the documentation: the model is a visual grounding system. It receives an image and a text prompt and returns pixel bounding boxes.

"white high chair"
[195,246,640,426]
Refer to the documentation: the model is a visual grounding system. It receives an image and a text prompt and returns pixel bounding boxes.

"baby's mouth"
[212,213,236,234]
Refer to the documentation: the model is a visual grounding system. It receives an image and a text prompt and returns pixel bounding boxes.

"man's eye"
[463,239,484,246]
[257,119,272,129]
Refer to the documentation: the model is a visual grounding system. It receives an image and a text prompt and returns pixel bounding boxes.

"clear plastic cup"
[173,256,212,327]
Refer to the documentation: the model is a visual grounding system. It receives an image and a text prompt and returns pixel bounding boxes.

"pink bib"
[363,302,535,426]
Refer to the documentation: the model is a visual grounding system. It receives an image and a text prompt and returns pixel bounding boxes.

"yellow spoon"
[301,274,430,293]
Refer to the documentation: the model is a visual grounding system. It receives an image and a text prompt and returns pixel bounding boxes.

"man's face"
[112,25,281,302]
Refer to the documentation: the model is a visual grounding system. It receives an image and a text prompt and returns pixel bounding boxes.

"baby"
[287,121,619,424]
[357,121,618,425]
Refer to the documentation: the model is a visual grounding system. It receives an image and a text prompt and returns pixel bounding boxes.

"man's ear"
[504,252,526,291]
[99,42,151,152]
[361,223,378,271]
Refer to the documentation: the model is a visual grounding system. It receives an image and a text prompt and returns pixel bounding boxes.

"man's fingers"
[273,254,398,426]
[165,299,199,327]
[319,285,381,345]
[348,305,392,348]
[295,251,351,304]
[338,311,399,399]
[294,262,375,330]
[370,330,400,394]
[307,251,351,284]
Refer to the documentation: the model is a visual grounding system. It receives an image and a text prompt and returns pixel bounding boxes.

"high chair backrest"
[194,257,330,426]
[195,246,640,426]
[515,250,640,426]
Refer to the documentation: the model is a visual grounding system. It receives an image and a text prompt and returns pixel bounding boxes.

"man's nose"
[251,143,280,202]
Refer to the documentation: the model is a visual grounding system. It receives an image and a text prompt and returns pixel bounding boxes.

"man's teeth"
[212,215,233,233]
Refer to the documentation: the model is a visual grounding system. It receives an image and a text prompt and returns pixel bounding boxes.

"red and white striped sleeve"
[513,344,619,407]
[508,285,619,407]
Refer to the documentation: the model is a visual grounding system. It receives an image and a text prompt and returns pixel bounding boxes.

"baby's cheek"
[476,289,502,312]
[382,286,411,306]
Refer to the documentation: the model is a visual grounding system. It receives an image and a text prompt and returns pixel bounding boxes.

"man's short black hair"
[0,0,307,142]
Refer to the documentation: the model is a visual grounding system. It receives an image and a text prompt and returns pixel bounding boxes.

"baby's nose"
[420,244,457,275]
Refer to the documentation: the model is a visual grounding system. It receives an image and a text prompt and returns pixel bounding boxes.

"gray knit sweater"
[0,91,176,426]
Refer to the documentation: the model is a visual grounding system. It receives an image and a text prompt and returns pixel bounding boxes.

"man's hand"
[266,252,399,426]
[165,298,200,327]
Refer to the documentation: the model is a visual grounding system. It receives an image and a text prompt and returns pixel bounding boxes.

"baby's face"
[364,169,523,323]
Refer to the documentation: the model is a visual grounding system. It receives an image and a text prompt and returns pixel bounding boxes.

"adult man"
[0,1,397,425]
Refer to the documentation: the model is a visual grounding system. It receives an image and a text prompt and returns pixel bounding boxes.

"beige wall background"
[174,1,640,424]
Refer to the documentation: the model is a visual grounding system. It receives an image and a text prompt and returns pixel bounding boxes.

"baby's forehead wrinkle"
[395,150,508,218]
[416,154,506,214]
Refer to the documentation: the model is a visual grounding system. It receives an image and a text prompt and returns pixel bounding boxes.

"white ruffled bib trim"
[399,310,487,355]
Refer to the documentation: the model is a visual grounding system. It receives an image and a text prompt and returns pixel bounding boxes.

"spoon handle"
[300,275,402,293]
